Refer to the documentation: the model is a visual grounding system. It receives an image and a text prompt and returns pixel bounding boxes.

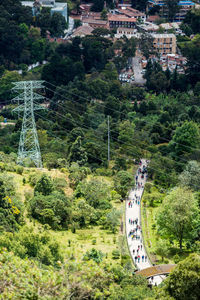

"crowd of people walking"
[126,159,150,270]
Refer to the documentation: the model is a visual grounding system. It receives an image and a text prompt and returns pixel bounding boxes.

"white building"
[22,1,68,21]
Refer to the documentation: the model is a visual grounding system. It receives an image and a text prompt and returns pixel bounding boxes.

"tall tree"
[156,187,199,249]
[161,254,200,300]
[169,121,200,158]
[163,0,179,21]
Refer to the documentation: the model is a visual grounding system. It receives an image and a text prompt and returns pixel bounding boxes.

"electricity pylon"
[12,81,45,168]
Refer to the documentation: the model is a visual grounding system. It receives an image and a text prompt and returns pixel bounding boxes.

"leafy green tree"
[28,191,71,229]
[181,35,200,85]
[72,199,96,227]
[114,171,134,199]
[34,174,53,196]
[161,254,200,300]
[50,12,67,37]
[106,208,121,233]
[155,239,169,262]
[91,0,104,12]
[148,71,169,94]
[68,136,88,166]
[183,8,200,34]
[75,178,112,209]
[69,162,90,188]
[138,34,155,59]
[131,0,148,11]
[101,8,108,20]
[163,0,179,21]
[156,187,199,250]
[169,121,200,158]
[0,71,22,103]
[179,160,200,191]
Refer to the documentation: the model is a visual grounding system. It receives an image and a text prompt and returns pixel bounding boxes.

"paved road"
[132,57,146,85]
[126,159,165,285]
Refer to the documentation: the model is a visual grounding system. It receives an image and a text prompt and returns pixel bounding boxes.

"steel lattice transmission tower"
[12,81,45,168]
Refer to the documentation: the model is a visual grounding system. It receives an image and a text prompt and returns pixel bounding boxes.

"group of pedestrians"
[126,159,150,268]
[134,254,148,264]
[128,199,140,206]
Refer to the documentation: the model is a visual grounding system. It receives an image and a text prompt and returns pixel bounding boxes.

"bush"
[15,166,23,175]
[28,173,40,187]
[83,248,104,264]
[0,226,63,266]
[112,249,120,260]
[34,174,54,196]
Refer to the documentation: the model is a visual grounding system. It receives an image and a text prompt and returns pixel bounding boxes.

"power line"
[41,89,195,167]
[45,81,200,153]
[34,110,200,191]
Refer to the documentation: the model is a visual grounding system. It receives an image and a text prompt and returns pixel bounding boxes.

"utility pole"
[12,81,45,168]
[108,115,110,163]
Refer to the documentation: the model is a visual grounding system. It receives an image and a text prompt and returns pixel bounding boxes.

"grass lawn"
[9,167,130,266]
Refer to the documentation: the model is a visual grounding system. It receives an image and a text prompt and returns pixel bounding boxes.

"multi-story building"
[108,15,136,29]
[148,0,195,21]
[151,33,176,54]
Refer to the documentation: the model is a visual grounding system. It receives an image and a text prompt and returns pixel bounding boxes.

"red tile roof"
[108,15,136,22]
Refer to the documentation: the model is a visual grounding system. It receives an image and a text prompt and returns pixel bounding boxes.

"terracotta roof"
[72,24,94,36]
[82,18,108,25]
[108,15,136,22]
[146,15,160,22]
[135,264,176,278]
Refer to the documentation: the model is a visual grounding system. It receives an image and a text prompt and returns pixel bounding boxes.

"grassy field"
[9,167,131,266]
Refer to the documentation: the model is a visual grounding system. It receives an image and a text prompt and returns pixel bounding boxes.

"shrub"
[83,248,104,264]
[16,166,23,175]
[0,226,63,266]
[34,174,54,196]
[112,249,120,260]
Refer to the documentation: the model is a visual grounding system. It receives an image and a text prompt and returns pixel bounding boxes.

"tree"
[169,121,200,158]
[163,0,179,22]
[179,160,200,191]
[155,239,169,262]
[147,71,169,93]
[161,254,200,300]
[68,136,88,166]
[28,191,71,229]
[183,8,200,34]
[0,71,22,103]
[114,171,134,199]
[101,8,108,20]
[156,187,199,250]
[91,0,104,12]
[34,174,54,196]
[181,35,200,85]
[131,0,148,11]
[138,34,155,59]
[75,178,112,209]
[50,12,66,37]
[106,208,121,233]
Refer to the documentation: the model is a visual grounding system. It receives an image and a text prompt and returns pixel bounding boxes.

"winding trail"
[125,159,166,285]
